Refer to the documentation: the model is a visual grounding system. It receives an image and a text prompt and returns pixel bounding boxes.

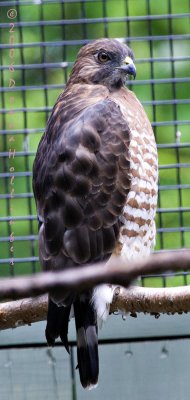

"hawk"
[33,39,158,389]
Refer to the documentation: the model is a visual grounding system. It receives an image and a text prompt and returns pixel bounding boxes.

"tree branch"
[0,250,190,330]
[1,285,190,330]
[0,250,189,300]
[0,295,48,330]
[111,285,190,315]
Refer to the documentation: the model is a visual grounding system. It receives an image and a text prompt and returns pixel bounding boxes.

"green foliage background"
[0,0,190,287]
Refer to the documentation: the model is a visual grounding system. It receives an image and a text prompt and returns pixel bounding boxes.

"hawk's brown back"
[33,84,132,271]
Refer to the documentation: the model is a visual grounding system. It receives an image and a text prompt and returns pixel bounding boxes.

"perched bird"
[33,38,158,389]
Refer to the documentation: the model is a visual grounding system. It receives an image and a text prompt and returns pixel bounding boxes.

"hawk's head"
[67,39,136,90]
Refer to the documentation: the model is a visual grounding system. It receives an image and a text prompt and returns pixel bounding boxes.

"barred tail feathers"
[74,296,99,389]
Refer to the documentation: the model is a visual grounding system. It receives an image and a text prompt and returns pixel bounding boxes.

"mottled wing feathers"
[33,94,131,271]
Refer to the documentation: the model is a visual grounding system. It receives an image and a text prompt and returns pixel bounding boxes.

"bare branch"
[0,295,47,330]
[111,286,190,315]
[1,285,190,330]
[0,250,189,330]
[0,250,189,300]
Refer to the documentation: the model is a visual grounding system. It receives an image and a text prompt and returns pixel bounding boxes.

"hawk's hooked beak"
[118,56,136,79]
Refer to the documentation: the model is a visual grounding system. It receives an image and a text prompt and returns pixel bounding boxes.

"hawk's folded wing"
[33,94,131,272]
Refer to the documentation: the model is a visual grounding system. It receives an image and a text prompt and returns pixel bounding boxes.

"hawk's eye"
[98,52,110,63]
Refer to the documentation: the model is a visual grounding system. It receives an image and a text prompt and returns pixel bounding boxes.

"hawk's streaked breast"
[111,87,158,260]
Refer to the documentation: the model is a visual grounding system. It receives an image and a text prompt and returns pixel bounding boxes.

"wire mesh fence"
[0,0,190,288]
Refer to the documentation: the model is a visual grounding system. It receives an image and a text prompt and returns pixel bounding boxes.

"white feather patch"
[92,284,115,324]
[87,383,98,390]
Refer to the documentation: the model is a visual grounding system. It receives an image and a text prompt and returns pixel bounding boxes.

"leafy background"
[0,0,190,287]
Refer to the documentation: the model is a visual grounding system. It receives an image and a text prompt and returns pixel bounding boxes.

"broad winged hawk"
[33,39,158,389]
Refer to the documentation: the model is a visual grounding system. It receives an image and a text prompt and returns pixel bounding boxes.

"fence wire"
[0,0,190,288]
